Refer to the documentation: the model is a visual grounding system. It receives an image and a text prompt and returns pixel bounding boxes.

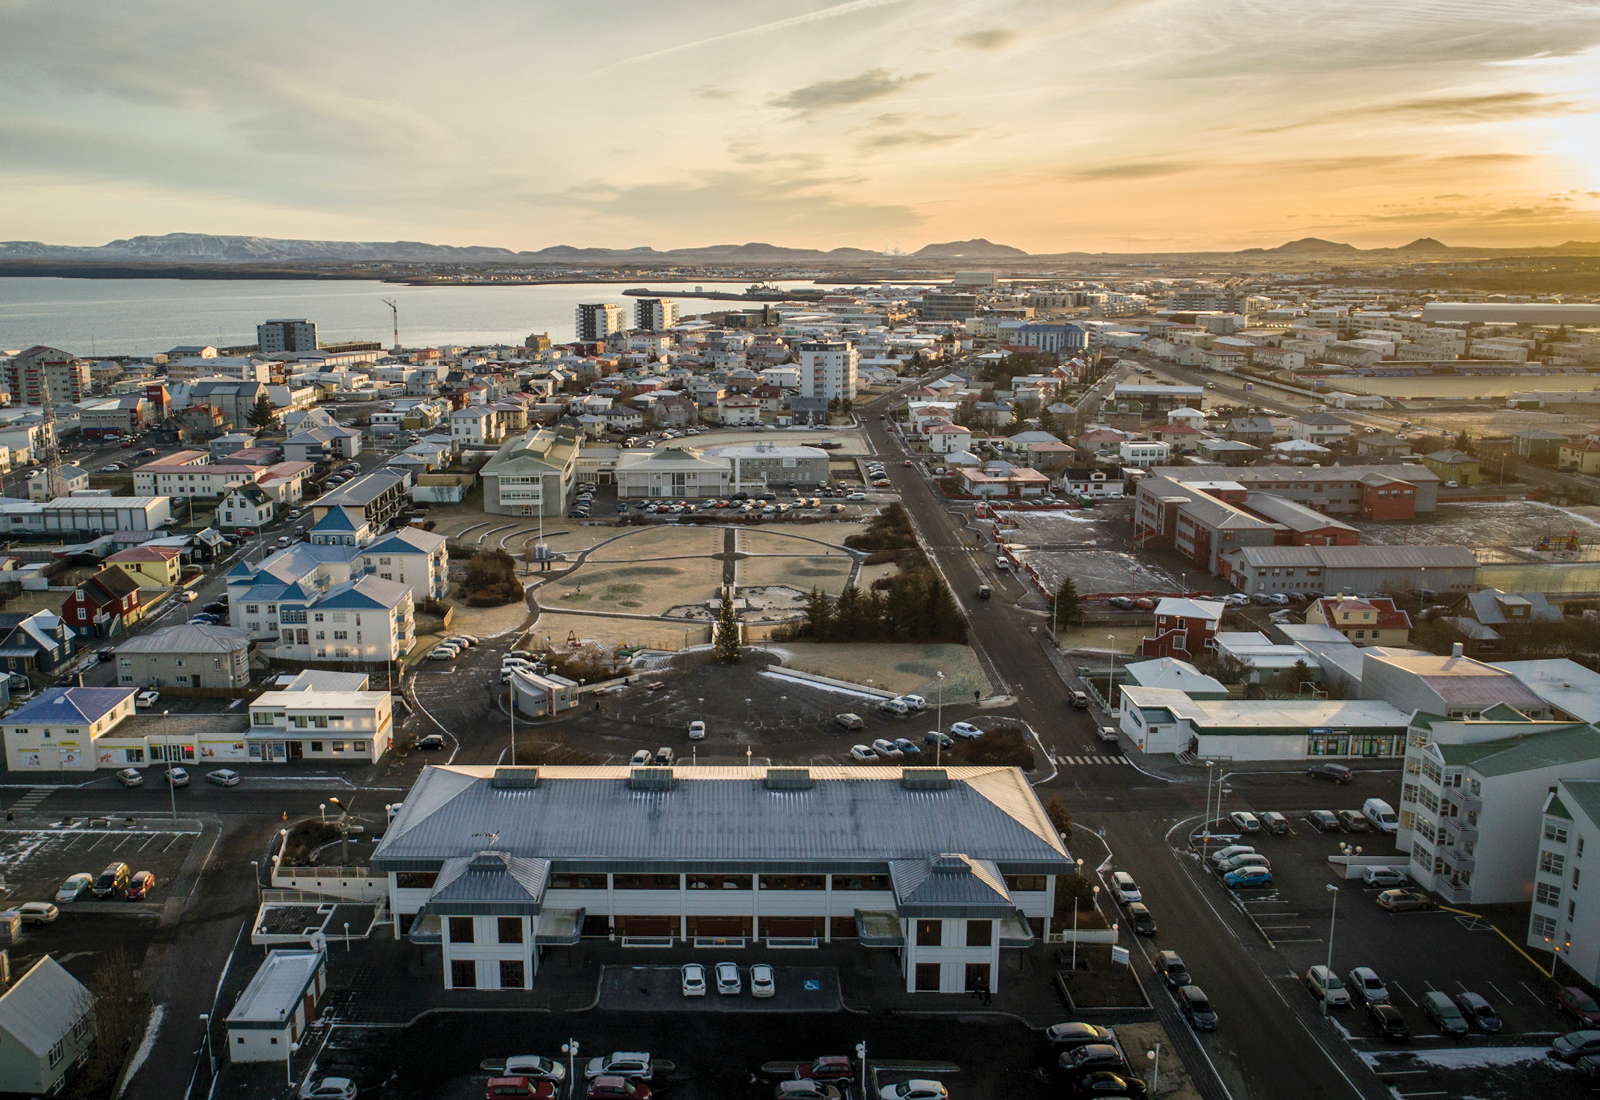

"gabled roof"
[312,575,409,611]
[116,623,251,655]
[1153,597,1225,622]
[363,527,446,556]
[312,507,363,533]
[86,565,142,599]
[0,957,90,1056]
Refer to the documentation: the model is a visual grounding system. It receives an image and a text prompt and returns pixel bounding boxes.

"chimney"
[1451,642,1464,658]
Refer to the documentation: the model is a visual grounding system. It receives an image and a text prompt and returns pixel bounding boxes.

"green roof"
[1438,724,1600,778]
[1558,780,1600,828]
[1547,792,1573,822]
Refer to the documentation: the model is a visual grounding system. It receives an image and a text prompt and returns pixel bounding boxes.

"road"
[859,375,1378,1100]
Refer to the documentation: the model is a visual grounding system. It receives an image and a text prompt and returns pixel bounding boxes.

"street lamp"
[855,1042,867,1099]
[509,669,517,766]
[562,1040,580,1100]
[935,672,945,765]
[198,1013,215,1076]
[1147,1043,1161,1094]
[249,860,260,907]
[1323,883,1339,1016]
[1106,635,1117,716]
[1202,761,1216,858]
[1070,859,1086,972]
[286,1039,300,1086]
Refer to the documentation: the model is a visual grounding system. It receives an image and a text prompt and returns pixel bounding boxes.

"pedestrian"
[983,982,992,1006]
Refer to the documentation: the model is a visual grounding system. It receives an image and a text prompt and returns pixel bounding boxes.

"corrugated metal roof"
[0,957,90,1057]
[375,766,1068,871]
[226,949,323,1026]
[427,851,549,908]
[1437,724,1600,778]
[891,855,1012,914]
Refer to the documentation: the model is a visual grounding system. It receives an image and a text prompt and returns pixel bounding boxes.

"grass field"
[546,557,725,617]
[737,554,855,595]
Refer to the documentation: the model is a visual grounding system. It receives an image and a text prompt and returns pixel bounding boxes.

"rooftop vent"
[901,768,951,790]
[630,767,676,791]
[492,767,540,789]
[931,853,970,872]
[765,768,813,790]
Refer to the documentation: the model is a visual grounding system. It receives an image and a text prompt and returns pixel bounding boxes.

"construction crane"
[382,298,400,352]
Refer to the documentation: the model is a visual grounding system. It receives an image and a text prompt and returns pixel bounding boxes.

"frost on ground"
[1360,1046,1562,1070]
[118,1003,164,1096]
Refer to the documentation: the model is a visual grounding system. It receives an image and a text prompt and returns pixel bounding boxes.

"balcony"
[1439,844,1476,873]
[1435,880,1473,905]
[1439,814,1478,844]
[1443,786,1482,815]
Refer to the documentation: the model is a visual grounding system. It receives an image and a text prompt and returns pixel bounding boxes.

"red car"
[125,871,155,900]
[486,1078,555,1100]
[587,1077,650,1100]
[795,1057,853,1083]
[235,528,257,537]
[1558,986,1600,1026]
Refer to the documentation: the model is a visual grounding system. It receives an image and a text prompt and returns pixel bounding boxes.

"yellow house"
[1561,440,1600,475]
[1306,596,1412,646]
[100,545,182,588]
[1420,448,1481,487]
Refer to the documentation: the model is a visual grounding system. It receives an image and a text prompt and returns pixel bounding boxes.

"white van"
[1362,798,1399,834]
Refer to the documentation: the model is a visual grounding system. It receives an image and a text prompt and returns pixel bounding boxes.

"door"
[499,959,526,990]
[965,962,991,993]
[450,959,476,989]
[288,742,304,760]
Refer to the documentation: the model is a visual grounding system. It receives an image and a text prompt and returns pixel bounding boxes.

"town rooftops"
[1554,780,1600,828]
[1244,493,1358,534]
[1464,589,1563,625]
[1490,659,1600,723]
[1152,597,1225,621]
[1228,544,1478,569]
[225,949,324,1028]
[115,622,250,654]
[1366,652,1550,711]
[8,686,134,727]
[0,957,91,1057]
[1435,723,1600,778]
[1122,687,1410,731]
[1152,463,1441,486]
[372,764,1069,874]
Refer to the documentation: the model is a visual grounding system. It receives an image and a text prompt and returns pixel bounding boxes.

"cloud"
[605,0,917,69]
[1372,91,1581,120]
[860,129,967,148]
[693,86,734,101]
[771,68,931,115]
[1069,161,1187,181]
[956,28,1016,50]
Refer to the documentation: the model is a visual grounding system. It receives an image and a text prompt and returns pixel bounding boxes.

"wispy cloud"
[603,0,918,69]
[772,69,931,115]
[1070,161,1187,181]
[956,28,1015,50]
[1372,91,1581,120]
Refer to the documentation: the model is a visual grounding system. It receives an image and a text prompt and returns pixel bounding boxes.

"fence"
[269,867,387,902]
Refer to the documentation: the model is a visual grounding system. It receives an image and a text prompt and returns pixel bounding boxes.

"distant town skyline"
[3,0,1599,252]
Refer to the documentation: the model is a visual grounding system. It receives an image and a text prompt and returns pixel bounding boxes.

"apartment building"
[114,623,252,689]
[797,340,859,402]
[1147,464,1441,518]
[247,688,393,763]
[575,303,627,342]
[374,764,1066,994]
[257,319,317,354]
[133,458,261,499]
[1119,440,1171,468]
[3,346,90,406]
[1528,781,1600,982]
[634,298,679,331]
[1306,596,1411,646]
[272,575,415,664]
[1399,712,1600,904]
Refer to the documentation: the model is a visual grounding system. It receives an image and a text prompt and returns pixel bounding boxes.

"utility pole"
[383,299,400,353]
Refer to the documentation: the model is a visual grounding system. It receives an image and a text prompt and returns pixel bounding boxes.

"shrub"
[945,726,1035,770]
[462,549,522,607]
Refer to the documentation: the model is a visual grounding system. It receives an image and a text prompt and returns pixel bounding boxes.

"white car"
[1111,871,1141,904]
[715,961,741,995]
[630,750,652,766]
[849,744,879,763]
[750,963,775,998]
[1347,966,1388,1004]
[949,722,983,740]
[1209,844,1256,867]
[503,1056,566,1083]
[872,738,903,759]
[18,901,58,924]
[1305,965,1349,1007]
[682,962,706,997]
[879,1083,948,1100]
[135,690,160,708]
[899,695,926,711]
[428,648,456,661]
[300,1079,357,1100]
[1229,811,1262,834]
[688,720,706,740]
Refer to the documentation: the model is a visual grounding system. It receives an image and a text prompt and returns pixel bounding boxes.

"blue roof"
[312,508,361,533]
[226,560,256,579]
[9,686,135,727]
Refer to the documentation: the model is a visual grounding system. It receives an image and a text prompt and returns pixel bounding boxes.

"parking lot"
[1176,806,1591,1099]
[0,825,197,909]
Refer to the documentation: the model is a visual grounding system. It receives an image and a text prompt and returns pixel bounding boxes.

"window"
[550,873,606,890]
[686,874,751,890]
[332,741,346,752]
[48,1039,64,1067]
[612,874,680,890]
[916,919,942,947]
[1546,823,1570,844]
[333,631,348,641]
[499,959,525,990]
[759,874,825,890]
[497,917,524,944]
[396,872,438,889]
[448,917,474,943]
[1571,900,1578,921]
[966,920,993,947]
[1533,913,1559,939]
[450,959,477,989]
[1003,875,1047,891]
[915,963,940,991]
[1536,882,1562,907]
[353,740,367,751]
[1581,836,1588,858]
[1541,850,1567,876]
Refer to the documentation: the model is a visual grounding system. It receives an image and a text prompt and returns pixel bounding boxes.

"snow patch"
[1359,1045,1558,1070]
[117,1003,164,1096]
[759,670,884,700]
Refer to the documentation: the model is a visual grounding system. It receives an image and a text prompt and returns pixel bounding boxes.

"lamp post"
[1202,761,1216,858]
[1070,858,1085,972]
[1106,635,1117,717]
[286,1039,299,1086]
[509,670,517,766]
[198,1013,215,1076]
[562,1040,579,1100]
[250,860,260,907]
[935,672,945,765]
[856,1042,867,1099]
[1323,883,1339,1016]
[1147,1043,1161,1095]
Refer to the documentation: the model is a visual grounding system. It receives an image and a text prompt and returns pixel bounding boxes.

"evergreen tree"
[1451,430,1473,455]
[246,393,278,430]
[1052,576,1084,628]
[926,575,966,643]
[714,592,742,663]
[801,587,833,641]
[834,585,866,642]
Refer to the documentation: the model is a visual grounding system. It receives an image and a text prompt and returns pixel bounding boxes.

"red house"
[1357,472,1419,520]
[1141,597,1226,660]
[61,566,143,639]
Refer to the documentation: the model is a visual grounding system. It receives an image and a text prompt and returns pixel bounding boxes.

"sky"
[3,0,1600,253]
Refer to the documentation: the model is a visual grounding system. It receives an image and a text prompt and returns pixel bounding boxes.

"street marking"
[1486,981,1513,1004]
[138,834,159,851]
[1521,981,1546,1005]
[1390,981,1418,1006]
[162,834,183,852]
[85,835,106,851]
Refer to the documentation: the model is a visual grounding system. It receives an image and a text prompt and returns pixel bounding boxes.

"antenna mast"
[383,299,400,353]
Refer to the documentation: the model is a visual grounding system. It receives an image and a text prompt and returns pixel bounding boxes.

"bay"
[0,277,827,357]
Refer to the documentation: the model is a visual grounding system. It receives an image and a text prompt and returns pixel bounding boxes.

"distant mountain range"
[1,231,1596,266]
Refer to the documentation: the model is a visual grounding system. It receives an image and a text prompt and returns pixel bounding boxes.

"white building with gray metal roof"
[373,764,1072,995]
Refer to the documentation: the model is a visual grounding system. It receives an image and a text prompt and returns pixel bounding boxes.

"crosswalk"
[7,788,51,816]
[1057,754,1131,766]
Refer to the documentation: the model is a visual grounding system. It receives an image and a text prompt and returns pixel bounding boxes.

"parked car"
[1111,872,1141,904]
[1308,763,1353,783]
[1057,1045,1130,1079]
[715,961,741,995]
[1180,985,1218,1030]
[1367,1002,1410,1040]
[630,750,652,767]
[1127,902,1157,936]
[1347,967,1388,1004]
[1070,1072,1148,1097]
[135,690,160,708]
[1158,951,1190,990]
[878,1083,947,1100]
[583,1053,653,1081]
[1045,1022,1116,1049]
[166,767,190,787]
[1306,966,1349,1008]
[681,963,706,997]
[302,1079,360,1100]
[1552,1030,1600,1063]
[55,873,93,903]
[1558,986,1600,1026]
[1208,844,1254,867]
[776,1083,842,1100]
[1363,797,1399,834]
[1376,888,1434,912]
[115,768,144,788]
[1307,810,1341,832]
[502,1057,566,1083]
[835,714,864,731]
[1229,811,1261,834]
[1423,990,1468,1035]
[93,862,131,898]
[1070,691,1089,708]
[900,695,926,711]
[688,720,706,740]
[1456,991,1502,1033]
[417,734,446,751]
[1335,810,1370,832]
[1258,811,1290,835]
[1098,726,1120,743]
[849,744,879,763]
[891,738,921,756]
[1361,867,1407,888]
[125,871,155,900]
[587,1079,649,1100]
[877,698,910,717]
[428,648,457,660]
[949,722,983,740]
[793,1056,854,1082]
[872,738,903,760]
[206,769,241,787]
[1218,854,1270,874]
[1224,866,1272,889]
[18,901,58,924]
[654,747,674,766]
[750,963,775,998]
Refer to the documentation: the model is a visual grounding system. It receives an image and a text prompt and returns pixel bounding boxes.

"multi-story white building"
[480,426,582,517]
[247,688,393,764]
[797,340,859,402]
[633,298,679,331]
[1528,780,1600,982]
[374,764,1067,994]
[575,303,627,342]
[1119,440,1171,468]
[1397,710,1600,904]
[273,575,414,663]
[449,406,502,446]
